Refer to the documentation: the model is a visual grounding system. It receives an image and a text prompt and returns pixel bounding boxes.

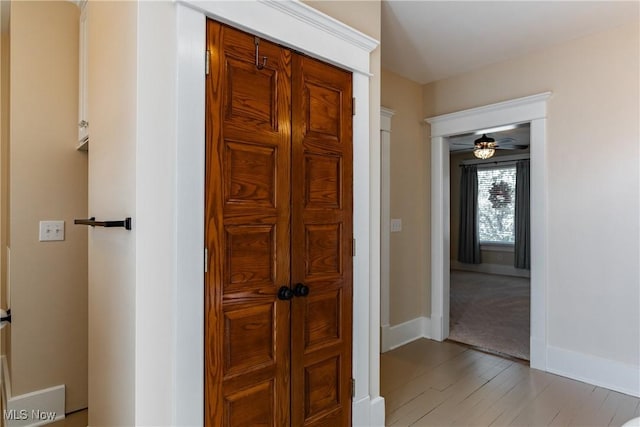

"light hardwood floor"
[49,409,87,427]
[381,339,640,426]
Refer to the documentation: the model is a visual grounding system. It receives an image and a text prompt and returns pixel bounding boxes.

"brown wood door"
[205,21,292,426]
[205,20,353,427]
[291,55,353,427]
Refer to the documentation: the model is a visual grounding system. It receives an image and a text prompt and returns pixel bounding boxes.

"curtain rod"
[460,154,530,167]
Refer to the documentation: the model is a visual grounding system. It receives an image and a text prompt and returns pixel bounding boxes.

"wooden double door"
[204,20,353,427]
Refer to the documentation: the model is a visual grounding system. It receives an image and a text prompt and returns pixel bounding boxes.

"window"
[477,165,516,244]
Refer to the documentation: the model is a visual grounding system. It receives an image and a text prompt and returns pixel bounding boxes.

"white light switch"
[39,221,65,241]
[390,218,402,233]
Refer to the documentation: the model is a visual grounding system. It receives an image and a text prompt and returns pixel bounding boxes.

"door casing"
[173,2,381,425]
[425,92,551,371]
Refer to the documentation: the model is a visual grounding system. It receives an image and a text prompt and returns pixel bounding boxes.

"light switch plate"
[39,221,65,241]
[390,218,402,233]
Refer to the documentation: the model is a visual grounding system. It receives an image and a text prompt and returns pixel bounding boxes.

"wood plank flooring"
[48,409,87,427]
[381,339,640,426]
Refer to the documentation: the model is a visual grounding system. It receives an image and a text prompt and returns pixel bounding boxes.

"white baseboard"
[451,260,530,278]
[2,361,65,427]
[430,315,444,342]
[369,396,385,427]
[381,318,639,400]
[529,336,547,371]
[547,345,640,397]
[352,395,385,427]
[2,355,9,412]
[381,316,431,352]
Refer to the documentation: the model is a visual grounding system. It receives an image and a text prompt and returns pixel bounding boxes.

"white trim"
[380,107,394,329]
[352,395,385,427]
[174,1,381,425]
[381,317,432,352]
[429,135,450,342]
[547,346,640,398]
[5,385,65,427]
[528,118,548,371]
[426,93,550,373]
[2,325,64,427]
[369,396,386,427]
[174,5,205,426]
[426,92,551,137]
[260,1,378,53]
[451,260,530,278]
[177,0,377,76]
[2,355,11,408]
[380,107,394,132]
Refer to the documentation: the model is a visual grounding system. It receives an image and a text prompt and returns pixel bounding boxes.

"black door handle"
[293,283,309,297]
[277,286,294,301]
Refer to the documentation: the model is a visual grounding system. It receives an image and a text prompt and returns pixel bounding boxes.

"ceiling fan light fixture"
[473,134,497,159]
[473,147,496,159]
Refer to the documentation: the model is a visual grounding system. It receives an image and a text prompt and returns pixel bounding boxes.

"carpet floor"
[449,270,530,360]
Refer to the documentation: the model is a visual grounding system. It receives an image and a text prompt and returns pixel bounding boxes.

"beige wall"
[87,2,137,425]
[9,1,87,412]
[381,68,429,325]
[424,21,639,365]
[0,0,10,361]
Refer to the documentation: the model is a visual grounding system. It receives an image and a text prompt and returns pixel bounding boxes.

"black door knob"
[277,286,294,301]
[293,283,309,297]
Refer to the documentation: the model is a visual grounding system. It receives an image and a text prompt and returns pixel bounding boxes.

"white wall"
[135,2,177,424]
[424,20,639,394]
[87,2,137,425]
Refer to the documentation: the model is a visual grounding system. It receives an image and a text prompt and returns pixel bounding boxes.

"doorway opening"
[426,92,551,371]
[447,124,531,361]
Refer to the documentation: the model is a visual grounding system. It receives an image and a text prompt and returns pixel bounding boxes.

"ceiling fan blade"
[496,145,529,150]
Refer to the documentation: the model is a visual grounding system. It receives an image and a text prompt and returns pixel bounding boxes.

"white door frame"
[380,107,394,334]
[173,2,382,425]
[425,92,551,370]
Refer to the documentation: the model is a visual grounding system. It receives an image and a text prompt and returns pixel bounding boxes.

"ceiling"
[382,1,639,84]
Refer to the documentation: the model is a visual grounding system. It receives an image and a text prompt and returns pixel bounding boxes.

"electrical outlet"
[39,221,65,242]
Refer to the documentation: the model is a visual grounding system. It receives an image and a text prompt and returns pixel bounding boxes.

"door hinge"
[204,247,208,273]
[205,50,210,76]
[352,238,356,257]
[351,378,355,398]
[352,97,356,116]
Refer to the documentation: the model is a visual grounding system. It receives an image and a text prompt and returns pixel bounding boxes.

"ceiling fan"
[449,133,529,159]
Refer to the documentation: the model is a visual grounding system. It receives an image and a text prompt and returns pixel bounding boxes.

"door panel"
[206,20,353,427]
[291,55,353,427]
[205,21,292,427]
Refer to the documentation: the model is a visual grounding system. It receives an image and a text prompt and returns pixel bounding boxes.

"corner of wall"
[2,357,66,427]
[381,316,432,352]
